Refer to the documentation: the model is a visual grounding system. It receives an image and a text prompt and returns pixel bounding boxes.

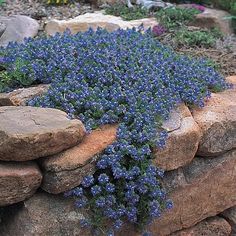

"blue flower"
[113,219,123,230]
[75,197,87,208]
[91,185,102,196]
[98,173,110,184]
[81,175,94,188]
[95,197,106,207]
[105,183,115,193]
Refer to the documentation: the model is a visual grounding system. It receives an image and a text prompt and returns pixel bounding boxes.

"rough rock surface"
[190,7,234,35]
[221,206,236,235]
[192,76,236,157]
[0,84,49,106]
[170,217,232,236]
[0,192,90,236]
[0,15,39,47]
[0,106,86,161]
[45,11,158,36]
[0,162,42,206]
[40,104,202,193]
[2,151,235,235]
[154,104,201,170]
[40,125,117,194]
[147,150,236,235]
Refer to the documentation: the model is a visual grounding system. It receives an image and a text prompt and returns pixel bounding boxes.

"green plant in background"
[163,0,211,4]
[47,0,69,4]
[105,3,149,21]
[175,28,222,47]
[0,0,5,6]
[155,7,201,30]
[0,57,36,92]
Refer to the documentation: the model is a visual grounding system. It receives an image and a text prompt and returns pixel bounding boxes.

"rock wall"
[0,76,235,235]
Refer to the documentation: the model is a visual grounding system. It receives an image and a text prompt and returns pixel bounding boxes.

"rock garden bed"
[0,1,236,236]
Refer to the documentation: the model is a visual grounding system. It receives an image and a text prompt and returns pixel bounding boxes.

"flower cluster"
[152,24,166,37]
[1,28,230,235]
[189,4,205,12]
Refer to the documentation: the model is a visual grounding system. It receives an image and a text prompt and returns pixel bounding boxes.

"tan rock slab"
[154,104,201,170]
[192,76,236,157]
[118,150,236,235]
[171,217,232,236]
[191,7,234,35]
[149,150,236,235]
[0,162,42,206]
[45,11,158,36]
[0,84,49,106]
[40,124,117,194]
[0,106,86,161]
[221,206,236,235]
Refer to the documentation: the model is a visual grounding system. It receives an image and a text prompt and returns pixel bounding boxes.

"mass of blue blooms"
[1,28,230,235]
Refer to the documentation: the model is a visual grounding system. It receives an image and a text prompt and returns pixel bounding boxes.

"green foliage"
[175,28,222,47]
[155,7,200,30]
[46,0,69,4]
[0,58,35,92]
[164,0,210,4]
[105,3,149,21]
[0,0,5,6]
[213,0,235,12]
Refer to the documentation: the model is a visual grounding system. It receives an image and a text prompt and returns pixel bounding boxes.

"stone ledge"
[0,106,86,161]
[192,76,236,157]
[154,104,201,171]
[40,124,117,194]
[0,162,42,206]
[45,11,158,36]
[0,84,49,106]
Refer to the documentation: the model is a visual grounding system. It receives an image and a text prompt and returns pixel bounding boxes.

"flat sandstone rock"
[40,125,117,194]
[45,11,158,36]
[170,216,231,236]
[0,85,49,106]
[0,162,42,206]
[154,104,201,170]
[0,106,86,161]
[192,76,236,157]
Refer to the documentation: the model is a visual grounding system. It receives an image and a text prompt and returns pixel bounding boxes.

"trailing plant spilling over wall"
[0,29,231,235]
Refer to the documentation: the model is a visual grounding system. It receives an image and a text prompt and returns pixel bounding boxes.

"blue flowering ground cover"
[0,28,231,235]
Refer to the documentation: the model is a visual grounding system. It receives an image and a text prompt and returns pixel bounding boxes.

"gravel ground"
[158,31,236,76]
[0,0,95,31]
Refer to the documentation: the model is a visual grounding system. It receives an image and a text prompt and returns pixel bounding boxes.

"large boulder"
[221,206,236,235]
[171,216,232,236]
[0,84,49,106]
[0,192,89,236]
[0,162,42,206]
[0,106,86,161]
[40,125,117,194]
[192,76,236,157]
[147,150,236,235]
[190,7,234,35]
[45,12,158,36]
[0,15,39,47]
[154,104,201,171]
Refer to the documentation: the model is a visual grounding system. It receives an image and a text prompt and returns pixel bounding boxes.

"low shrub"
[46,0,69,4]
[1,29,230,235]
[175,28,223,47]
[155,7,201,30]
[105,3,149,21]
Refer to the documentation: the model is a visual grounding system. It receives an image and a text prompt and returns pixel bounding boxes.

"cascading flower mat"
[0,28,230,236]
